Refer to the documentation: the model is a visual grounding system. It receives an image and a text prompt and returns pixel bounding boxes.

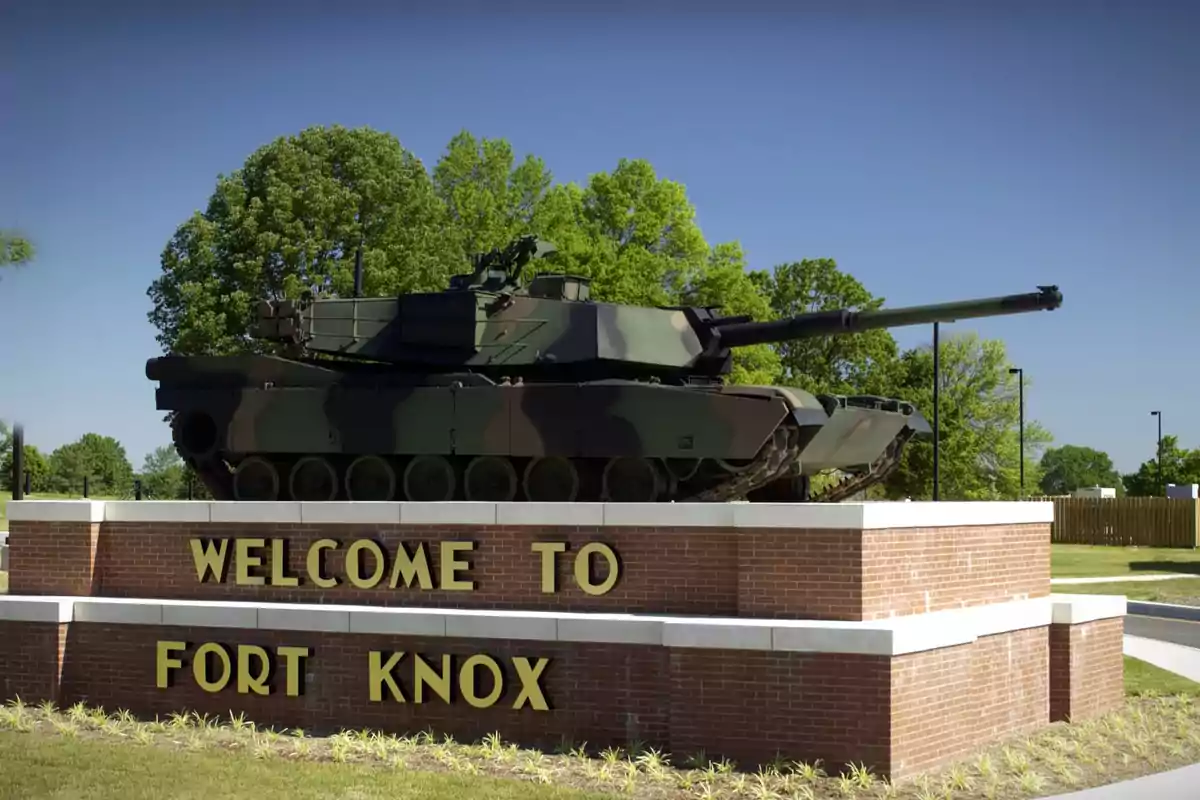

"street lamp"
[1151,410,1163,496]
[932,322,940,501]
[1009,367,1024,498]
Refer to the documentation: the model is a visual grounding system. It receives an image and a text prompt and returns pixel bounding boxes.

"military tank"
[146,235,1063,504]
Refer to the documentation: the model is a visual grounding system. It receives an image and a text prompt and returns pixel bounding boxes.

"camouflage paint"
[146,235,1061,502]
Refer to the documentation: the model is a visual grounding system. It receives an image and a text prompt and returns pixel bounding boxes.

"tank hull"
[148,355,928,503]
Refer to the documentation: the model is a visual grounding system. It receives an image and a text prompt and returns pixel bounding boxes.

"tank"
[145,235,1063,504]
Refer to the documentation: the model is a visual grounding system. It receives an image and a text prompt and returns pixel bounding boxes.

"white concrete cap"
[0,592,1118,657]
[5,500,105,523]
[1050,593,1128,625]
[5,499,1055,529]
[0,596,75,623]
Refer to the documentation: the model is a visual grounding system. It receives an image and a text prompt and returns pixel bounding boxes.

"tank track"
[680,422,805,502]
[808,426,915,503]
[171,413,914,504]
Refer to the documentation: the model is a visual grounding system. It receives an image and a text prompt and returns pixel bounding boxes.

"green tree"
[0,230,35,278]
[537,158,710,307]
[883,332,1052,500]
[2,444,49,492]
[680,241,782,384]
[432,130,555,258]
[146,125,463,356]
[138,445,186,500]
[1038,445,1123,496]
[748,259,900,396]
[46,433,134,496]
[1122,436,1200,496]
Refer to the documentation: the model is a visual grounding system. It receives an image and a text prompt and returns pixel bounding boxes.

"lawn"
[1051,544,1200,578]
[1125,655,1200,696]
[0,726,606,800]
[2,660,1200,800]
[1055,577,1200,605]
[1049,543,1200,605]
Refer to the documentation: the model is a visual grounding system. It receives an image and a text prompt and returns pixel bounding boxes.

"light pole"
[11,424,23,501]
[1009,367,1024,498]
[1151,410,1163,495]
[932,322,940,501]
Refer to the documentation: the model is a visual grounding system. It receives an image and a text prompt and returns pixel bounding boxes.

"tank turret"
[146,235,1064,505]
[247,234,1061,387]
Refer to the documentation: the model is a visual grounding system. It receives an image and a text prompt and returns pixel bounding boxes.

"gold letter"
[277,646,309,697]
[237,645,272,695]
[412,654,451,704]
[156,641,186,688]
[234,538,266,586]
[368,651,406,702]
[440,541,475,591]
[574,542,620,596]
[459,654,503,708]
[189,539,229,583]
[512,657,550,711]
[307,540,339,588]
[346,540,386,589]
[388,542,434,590]
[193,642,232,693]
[531,542,567,593]
[270,539,299,587]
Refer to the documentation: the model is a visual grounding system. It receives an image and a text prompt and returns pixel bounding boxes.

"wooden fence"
[1041,497,1200,548]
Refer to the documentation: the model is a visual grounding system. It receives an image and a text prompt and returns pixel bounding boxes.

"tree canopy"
[882,333,1052,500]
[1122,435,1200,497]
[136,123,1065,500]
[0,230,35,278]
[1039,445,1123,496]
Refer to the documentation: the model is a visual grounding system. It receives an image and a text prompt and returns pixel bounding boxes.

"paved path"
[1042,762,1200,799]
[1053,573,1197,584]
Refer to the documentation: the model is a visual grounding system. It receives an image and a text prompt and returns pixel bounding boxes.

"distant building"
[1072,486,1117,499]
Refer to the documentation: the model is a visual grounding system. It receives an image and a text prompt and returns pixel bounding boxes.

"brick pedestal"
[0,499,1125,780]
[7,500,1050,620]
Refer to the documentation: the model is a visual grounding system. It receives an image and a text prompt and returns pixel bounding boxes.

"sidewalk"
[1052,573,1197,585]
[1124,634,1200,682]
[1043,762,1200,799]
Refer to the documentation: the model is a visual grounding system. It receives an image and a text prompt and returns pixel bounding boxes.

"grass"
[0,725,604,800]
[0,570,6,594]
[1051,544,1200,578]
[1054,577,1200,605]
[4,678,1200,800]
[1047,543,1200,605]
[1125,655,1200,696]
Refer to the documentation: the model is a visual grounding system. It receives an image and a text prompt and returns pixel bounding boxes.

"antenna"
[352,239,364,298]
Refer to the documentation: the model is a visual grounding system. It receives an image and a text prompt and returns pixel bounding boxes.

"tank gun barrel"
[714,285,1062,349]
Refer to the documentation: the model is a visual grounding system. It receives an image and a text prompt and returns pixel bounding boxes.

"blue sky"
[1,1,1196,475]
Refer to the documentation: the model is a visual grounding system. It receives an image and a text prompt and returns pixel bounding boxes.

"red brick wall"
[7,520,1050,621]
[7,523,99,596]
[0,618,1051,779]
[862,525,1050,619]
[0,621,66,704]
[891,627,1049,776]
[1049,618,1125,722]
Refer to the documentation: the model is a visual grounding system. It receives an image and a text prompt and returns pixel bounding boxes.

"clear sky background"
[1,0,1196,475]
